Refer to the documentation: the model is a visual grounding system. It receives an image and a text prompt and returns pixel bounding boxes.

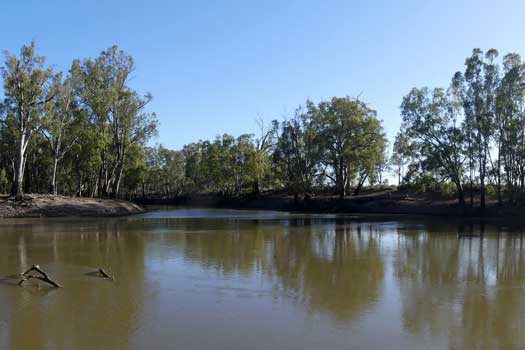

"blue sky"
[1,0,525,150]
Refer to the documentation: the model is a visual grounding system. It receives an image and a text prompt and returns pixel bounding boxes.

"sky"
[1,0,525,150]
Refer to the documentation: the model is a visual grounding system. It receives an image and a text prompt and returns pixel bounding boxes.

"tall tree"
[274,106,323,200]
[72,46,157,197]
[390,133,413,186]
[495,53,525,204]
[0,42,55,197]
[401,87,466,206]
[252,117,279,194]
[454,48,499,209]
[316,97,384,197]
[42,75,85,194]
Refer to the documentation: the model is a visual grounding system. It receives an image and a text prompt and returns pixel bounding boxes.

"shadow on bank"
[133,191,525,222]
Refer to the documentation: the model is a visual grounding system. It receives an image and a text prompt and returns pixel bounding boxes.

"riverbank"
[135,190,520,220]
[0,194,144,218]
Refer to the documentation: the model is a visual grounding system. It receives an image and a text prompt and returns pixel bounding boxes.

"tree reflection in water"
[175,217,386,324]
[395,223,525,350]
[270,220,385,324]
[2,213,525,350]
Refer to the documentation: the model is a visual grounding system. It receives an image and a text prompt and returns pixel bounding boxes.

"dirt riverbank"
[135,190,521,221]
[0,194,144,218]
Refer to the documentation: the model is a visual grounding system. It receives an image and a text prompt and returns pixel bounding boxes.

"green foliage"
[273,104,324,196]
[398,47,525,207]
[314,97,387,196]
[400,87,466,204]
[13,40,525,209]
[0,168,8,193]
[0,42,156,198]
[1,41,55,196]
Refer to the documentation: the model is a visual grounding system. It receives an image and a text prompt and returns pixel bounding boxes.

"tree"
[347,112,387,196]
[454,48,499,209]
[72,46,157,197]
[274,105,323,199]
[251,117,279,194]
[0,42,55,197]
[495,53,525,204]
[390,133,413,186]
[314,97,384,197]
[41,75,86,194]
[401,87,466,206]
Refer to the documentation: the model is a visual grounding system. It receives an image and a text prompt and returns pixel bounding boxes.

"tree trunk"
[50,156,59,195]
[454,179,465,207]
[496,142,502,206]
[335,159,345,198]
[353,174,368,196]
[10,134,26,198]
[480,170,486,210]
[111,160,125,198]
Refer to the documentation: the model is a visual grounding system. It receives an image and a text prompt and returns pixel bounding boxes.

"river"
[0,208,524,349]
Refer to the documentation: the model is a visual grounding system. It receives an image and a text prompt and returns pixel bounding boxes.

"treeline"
[0,42,157,198]
[0,42,388,200]
[393,48,525,208]
[142,98,388,200]
[9,41,522,209]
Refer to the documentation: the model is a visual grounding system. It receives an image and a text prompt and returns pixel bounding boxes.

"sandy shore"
[0,194,144,218]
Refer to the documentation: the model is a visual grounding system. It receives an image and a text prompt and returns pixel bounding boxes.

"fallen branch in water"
[19,265,61,288]
[18,275,62,288]
[97,268,114,280]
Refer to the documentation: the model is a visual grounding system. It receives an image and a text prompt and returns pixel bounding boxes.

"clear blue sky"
[1,0,525,150]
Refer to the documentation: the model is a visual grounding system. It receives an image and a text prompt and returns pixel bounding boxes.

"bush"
[486,184,497,197]
[438,182,457,197]
[0,169,8,194]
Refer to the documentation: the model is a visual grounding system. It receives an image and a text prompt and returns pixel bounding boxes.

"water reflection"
[0,219,147,349]
[270,222,384,323]
[395,226,525,350]
[1,212,525,349]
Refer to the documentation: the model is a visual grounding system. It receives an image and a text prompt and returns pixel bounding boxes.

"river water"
[0,208,524,349]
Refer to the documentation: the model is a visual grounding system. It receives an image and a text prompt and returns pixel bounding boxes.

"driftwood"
[97,268,114,280]
[19,265,61,288]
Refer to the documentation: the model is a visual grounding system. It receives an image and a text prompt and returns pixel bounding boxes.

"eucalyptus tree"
[252,117,279,194]
[109,89,157,196]
[0,114,17,184]
[390,133,414,185]
[315,97,385,197]
[154,146,185,196]
[42,75,86,194]
[347,111,387,195]
[454,48,499,209]
[273,105,324,199]
[198,133,259,196]
[495,53,525,203]
[401,87,466,206]
[0,42,55,197]
[72,46,157,197]
[182,142,205,192]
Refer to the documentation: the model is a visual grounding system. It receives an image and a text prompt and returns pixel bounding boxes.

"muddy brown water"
[1,208,525,349]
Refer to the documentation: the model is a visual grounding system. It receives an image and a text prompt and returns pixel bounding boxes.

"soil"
[0,194,144,218]
[135,189,519,221]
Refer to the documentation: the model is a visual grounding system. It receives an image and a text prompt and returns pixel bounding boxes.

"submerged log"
[19,265,61,288]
